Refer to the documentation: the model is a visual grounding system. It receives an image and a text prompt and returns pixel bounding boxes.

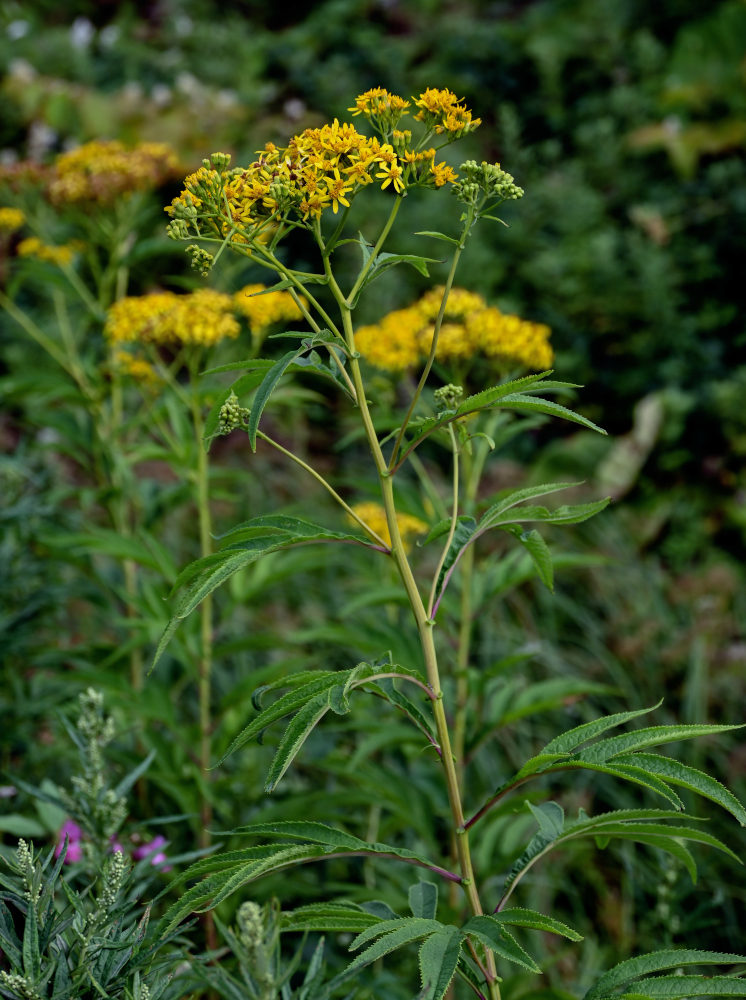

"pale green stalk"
[428,424,460,617]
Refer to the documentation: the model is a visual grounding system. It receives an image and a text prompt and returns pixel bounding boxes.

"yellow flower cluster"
[350,501,427,552]
[0,207,25,232]
[49,140,180,204]
[355,287,553,373]
[17,236,77,266]
[105,289,239,348]
[413,88,482,136]
[166,88,474,240]
[233,284,306,333]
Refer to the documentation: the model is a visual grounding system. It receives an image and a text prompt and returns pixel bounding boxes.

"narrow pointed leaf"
[265,690,335,791]
[414,230,460,245]
[332,920,444,988]
[216,673,348,767]
[419,926,463,1000]
[510,527,553,590]
[494,907,583,941]
[620,753,746,826]
[618,976,746,999]
[248,349,303,450]
[494,394,606,434]
[547,760,685,809]
[578,724,744,764]
[585,949,746,1000]
[542,704,663,755]
[281,902,383,934]
[479,482,584,529]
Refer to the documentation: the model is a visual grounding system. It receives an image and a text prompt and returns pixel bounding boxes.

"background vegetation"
[1,1,744,996]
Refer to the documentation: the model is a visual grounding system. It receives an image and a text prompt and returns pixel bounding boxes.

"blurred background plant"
[2,0,745,994]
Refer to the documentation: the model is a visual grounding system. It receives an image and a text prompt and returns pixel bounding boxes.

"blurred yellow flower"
[0,207,25,232]
[114,351,161,385]
[49,140,180,204]
[17,236,77,266]
[105,289,239,348]
[354,287,553,372]
[233,284,306,334]
[350,501,427,551]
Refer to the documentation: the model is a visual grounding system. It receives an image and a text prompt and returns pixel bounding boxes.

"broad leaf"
[419,925,463,1000]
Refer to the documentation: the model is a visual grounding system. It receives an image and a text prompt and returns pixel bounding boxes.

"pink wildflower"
[55,819,84,863]
[132,835,171,870]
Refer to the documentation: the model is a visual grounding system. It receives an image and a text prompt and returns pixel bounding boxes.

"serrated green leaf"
[478,482,584,530]
[463,916,542,973]
[22,901,41,980]
[621,753,746,826]
[265,690,336,791]
[487,498,611,530]
[578,724,744,764]
[494,393,607,434]
[281,902,383,934]
[550,760,685,809]
[542,704,663,755]
[410,881,439,920]
[346,917,443,963]
[618,977,746,999]
[225,820,445,873]
[433,516,477,604]
[585,949,746,1000]
[419,925,463,1000]
[216,673,345,765]
[494,908,583,941]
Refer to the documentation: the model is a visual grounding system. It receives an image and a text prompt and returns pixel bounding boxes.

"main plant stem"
[338,303,500,1000]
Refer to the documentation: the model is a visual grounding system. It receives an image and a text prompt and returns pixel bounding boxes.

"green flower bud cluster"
[434,383,464,412]
[169,192,200,221]
[237,901,264,951]
[166,218,190,240]
[218,391,250,434]
[209,151,232,169]
[186,244,214,277]
[0,971,43,1000]
[17,840,40,904]
[454,160,524,207]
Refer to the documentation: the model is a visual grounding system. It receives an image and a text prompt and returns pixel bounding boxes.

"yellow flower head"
[0,207,25,232]
[233,284,306,334]
[349,501,427,552]
[413,88,481,137]
[49,140,180,204]
[17,236,77,266]
[105,289,239,349]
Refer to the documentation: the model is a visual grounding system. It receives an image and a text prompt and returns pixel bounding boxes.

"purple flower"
[132,835,171,871]
[55,819,83,864]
